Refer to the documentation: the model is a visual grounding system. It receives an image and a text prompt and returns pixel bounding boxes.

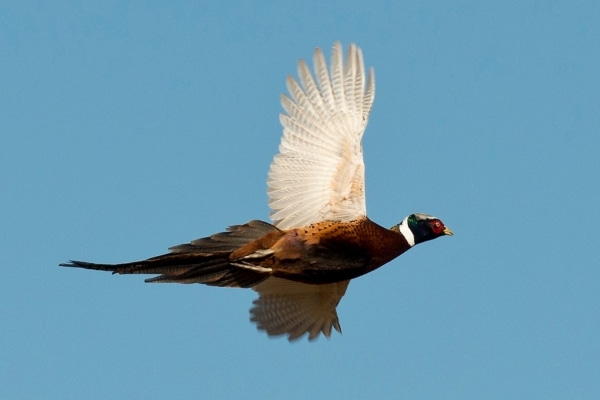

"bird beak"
[443,227,454,236]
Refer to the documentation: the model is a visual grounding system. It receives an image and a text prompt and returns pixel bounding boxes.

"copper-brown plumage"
[64,218,411,284]
[265,218,411,283]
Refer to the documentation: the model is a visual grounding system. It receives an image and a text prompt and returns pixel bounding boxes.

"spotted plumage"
[61,42,452,341]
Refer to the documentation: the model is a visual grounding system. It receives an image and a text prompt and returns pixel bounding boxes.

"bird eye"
[430,220,445,235]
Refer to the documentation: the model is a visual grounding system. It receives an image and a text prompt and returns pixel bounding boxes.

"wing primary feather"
[330,42,347,115]
[268,42,375,229]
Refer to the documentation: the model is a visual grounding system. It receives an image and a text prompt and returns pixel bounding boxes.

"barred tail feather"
[60,220,281,288]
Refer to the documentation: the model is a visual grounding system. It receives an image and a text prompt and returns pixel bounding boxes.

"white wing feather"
[251,277,350,341]
[267,42,375,229]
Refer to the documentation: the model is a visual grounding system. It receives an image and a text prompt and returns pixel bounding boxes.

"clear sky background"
[2,1,599,399]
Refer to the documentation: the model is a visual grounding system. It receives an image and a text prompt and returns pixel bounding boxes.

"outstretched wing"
[251,277,350,341]
[268,42,375,230]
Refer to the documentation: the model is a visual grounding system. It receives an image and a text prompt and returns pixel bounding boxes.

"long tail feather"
[60,220,281,288]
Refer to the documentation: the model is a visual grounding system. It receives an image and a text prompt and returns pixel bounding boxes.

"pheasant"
[61,42,452,341]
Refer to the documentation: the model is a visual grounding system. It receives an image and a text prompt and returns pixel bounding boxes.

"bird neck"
[360,219,413,273]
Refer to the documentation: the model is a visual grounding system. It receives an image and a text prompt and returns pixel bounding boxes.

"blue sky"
[2,1,599,399]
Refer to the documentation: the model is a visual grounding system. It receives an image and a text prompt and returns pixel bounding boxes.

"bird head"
[398,213,453,246]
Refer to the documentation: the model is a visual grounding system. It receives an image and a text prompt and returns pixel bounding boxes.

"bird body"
[262,218,410,284]
[65,217,411,285]
[61,42,452,341]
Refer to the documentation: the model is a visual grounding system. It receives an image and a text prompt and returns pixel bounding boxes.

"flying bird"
[61,42,452,341]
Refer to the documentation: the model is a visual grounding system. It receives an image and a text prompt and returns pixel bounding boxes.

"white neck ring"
[399,216,415,247]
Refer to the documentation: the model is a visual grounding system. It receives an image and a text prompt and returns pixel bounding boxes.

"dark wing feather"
[169,220,280,253]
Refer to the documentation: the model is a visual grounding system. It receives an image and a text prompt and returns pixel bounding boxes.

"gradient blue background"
[2,1,599,399]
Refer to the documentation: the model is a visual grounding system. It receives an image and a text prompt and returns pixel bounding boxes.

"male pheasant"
[61,43,452,341]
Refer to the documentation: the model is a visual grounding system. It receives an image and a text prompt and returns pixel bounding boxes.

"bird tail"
[60,220,281,288]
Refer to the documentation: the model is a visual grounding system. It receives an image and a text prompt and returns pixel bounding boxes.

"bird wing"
[268,42,375,230]
[251,277,350,341]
